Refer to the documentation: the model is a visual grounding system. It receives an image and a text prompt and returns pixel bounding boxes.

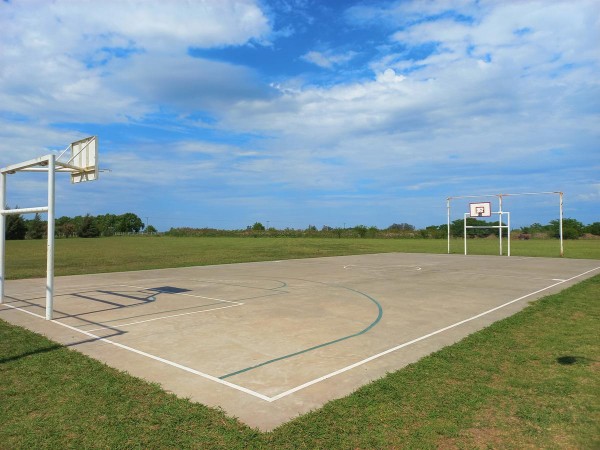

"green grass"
[1,237,599,447]
[4,236,600,279]
[1,273,598,448]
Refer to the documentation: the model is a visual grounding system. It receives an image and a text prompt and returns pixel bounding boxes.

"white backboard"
[469,202,492,217]
[70,136,98,183]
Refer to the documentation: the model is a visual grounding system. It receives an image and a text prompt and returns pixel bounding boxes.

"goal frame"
[446,192,564,257]
[0,137,100,320]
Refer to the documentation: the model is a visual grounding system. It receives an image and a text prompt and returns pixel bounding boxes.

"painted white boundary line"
[268,265,600,401]
[1,266,598,403]
[343,264,422,271]
[0,301,271,402]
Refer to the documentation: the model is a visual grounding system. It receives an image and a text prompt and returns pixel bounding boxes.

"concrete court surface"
[1,252,599,430]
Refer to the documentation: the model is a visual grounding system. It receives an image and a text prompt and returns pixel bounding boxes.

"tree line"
[3,208,151,240]
[4,210,598,240]
[167,218,600,240]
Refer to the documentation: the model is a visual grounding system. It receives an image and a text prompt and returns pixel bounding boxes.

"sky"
[1,0,599,231]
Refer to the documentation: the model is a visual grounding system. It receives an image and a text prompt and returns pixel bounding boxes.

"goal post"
[447,191,564,257]
[0,137,101,320]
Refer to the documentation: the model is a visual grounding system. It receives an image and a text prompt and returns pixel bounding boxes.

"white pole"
[498,195,503,256]
[559,192,564,257]
[447,198,451,254]
[46,155,55,320]
[0,172,6,304]
[507,212,511,257]
[464,213,468,255]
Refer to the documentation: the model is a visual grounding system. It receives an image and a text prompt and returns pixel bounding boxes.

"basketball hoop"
[0,136,103,320]
[469,202,491,217]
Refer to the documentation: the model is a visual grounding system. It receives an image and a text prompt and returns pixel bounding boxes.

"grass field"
[4,236,600,279]
[1,237,599,448]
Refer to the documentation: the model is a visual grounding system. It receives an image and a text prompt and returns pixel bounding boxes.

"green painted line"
[193,279,288,292]
[219,285,383,380]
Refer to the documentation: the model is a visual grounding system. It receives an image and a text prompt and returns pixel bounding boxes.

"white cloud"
[211,1,598,205]
[376,68,406,84]
[301,50,358,69]
[4,0,270,53]
[1,0,598,228]
[0,120,94,167]
[111,54,273,112]
[0,0,272,123]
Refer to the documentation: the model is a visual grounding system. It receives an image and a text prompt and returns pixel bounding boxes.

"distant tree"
[367,226,379,238]
[388,223,415,232]
[251,222,265,231]
[70,215,85,234]
[321,225,333,232]
[27,213,46,239]
[95,213,118,236]
[551,218,584,239]
[529,222,546,231]
[522,222,551,235]
[78,214,100,238]
[54,216,77,238]
[59,222,77,238]
[5,206,27,240]
[585,222,600,236]
[116,213,144,233]
[146,225,157,233]
[306,225,317,232]
[450,218,496,238]
[450,219,463,237]
[354,225,368,238]
[421,224,446,239]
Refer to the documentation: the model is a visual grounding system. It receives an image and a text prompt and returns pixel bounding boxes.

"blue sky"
[1,0,598,231]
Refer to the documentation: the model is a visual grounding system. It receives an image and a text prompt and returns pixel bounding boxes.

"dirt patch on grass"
[436,426,507,449]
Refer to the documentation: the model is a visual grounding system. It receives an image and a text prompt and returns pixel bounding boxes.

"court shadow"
[556,355,596,366]
[0,333,127,365]
[0,344,62,364]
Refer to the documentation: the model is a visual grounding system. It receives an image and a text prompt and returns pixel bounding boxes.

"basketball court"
[1,252,598,430]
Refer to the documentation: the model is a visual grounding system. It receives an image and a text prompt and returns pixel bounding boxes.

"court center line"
[189,278,289,293]
[0,302,272,402]
[267,265,600,401]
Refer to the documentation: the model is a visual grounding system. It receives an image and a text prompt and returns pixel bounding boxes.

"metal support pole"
[507,212,511,257]
[464,213,468,255]
[0,172,6,304]
[46,155,55,320]
[559,192,564,257]
[447,198,451,254]
[498,195,503,256]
